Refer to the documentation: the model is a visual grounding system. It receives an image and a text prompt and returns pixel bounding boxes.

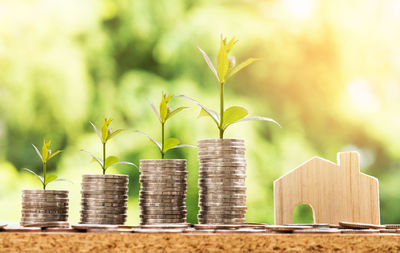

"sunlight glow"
[281,0,315,20]
[347,79,380,114]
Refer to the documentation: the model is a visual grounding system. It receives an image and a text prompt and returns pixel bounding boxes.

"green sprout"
[24,140,66,190]
[136,92,195,159]
[82,118,137,175]
[180,35,281,139]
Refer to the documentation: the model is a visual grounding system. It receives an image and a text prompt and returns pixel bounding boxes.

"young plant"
[180,35,281,138]
[82,118,137,175]
[24,140,65,190]
[136,92,195,159]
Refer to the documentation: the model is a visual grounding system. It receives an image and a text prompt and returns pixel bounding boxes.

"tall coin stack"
[80,174,129,225]
[21,190,69,226]
[139,159,187,225]
[197,139,247,224]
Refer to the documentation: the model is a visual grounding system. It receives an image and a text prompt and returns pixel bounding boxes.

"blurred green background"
[1,0,400,225]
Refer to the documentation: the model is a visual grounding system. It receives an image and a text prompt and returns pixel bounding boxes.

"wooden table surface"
[1,232,400,252]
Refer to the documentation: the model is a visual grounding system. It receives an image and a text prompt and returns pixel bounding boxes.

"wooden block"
[274,151,380,225]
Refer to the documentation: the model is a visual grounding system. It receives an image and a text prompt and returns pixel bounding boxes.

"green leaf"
[107,129,126,141]
[232,116,281,128]
[23,168,44,184]
[135,130,162,151]
[197,46,219,82]
[163,138,180,152]
[160,96,168,123]
[178,95,220,126]
[42,140,50,162]
[222,106,248,130]
[81,150,103,167]
[101,118,112,143]
[147,99,161,122]
[104,156,119,169]
[167,107,188,120]
[217,37,229,83]
[224,37,238,53]
[168,144,197,150]
[45,174,57,185]
[48,150,63,160]
[32,144,43,162]
[89,121,102,143]
[226,58,261,80]
[113,161,138,168]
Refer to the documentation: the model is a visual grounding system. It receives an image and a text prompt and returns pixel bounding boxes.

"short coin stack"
[21,190,69,227]
[139,159,187,225]
[198,139,247,224]
[80,174,129,225]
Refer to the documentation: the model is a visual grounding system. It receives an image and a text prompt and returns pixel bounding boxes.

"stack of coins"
[198,139,247,224]
[80,174,129,225]
[139,159,187,225]
[21,190,69,226]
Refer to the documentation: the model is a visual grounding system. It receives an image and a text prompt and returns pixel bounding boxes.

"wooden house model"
[274,151,380,225]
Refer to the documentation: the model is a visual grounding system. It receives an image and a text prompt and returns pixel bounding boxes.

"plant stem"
[219,82,224,139]
[43,162,47,190]
[102,142,106,175]
[161,122,165,159]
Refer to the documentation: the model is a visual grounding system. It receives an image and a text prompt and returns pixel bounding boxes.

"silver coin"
[139,190,185,195]
[21,208,68,213]
[199,196,246,201]
[198,214,246,219]
[199,185,246,190]
[199,161,246,165]
[198,211,247,216]
[199,166,246,171]
[198,218,245,223]
[199,210,247,215]
[81,209,126,215]
[139,202,186,207]
[22,200,69,205]
[83,174,128,179]
[199,190,247,195]
[79,219,126,224]
[199,171,246,175]
[199,155,246,160]
[140,215,184,219]
[139,166,188,174]
[198,150,245,154]
[81,180,128,185]
[199,180,246,185]
[139,194,186,199]
[139,165,187,169]
[22,196,69,201]
[140,218,186,223]
[140,182,187,187]
[200,204,247,208]
[81,193,128,198]
[140,210,184,215]
[198,145,245,149]
[22,189,68,194]
[81,204,128,212]
[140,204,186,210]
[81,184,128,189]
[199,199,246,204]
[80,216,126,222]
[139,199,185,204]
[139,179,187,183]
[80,213,127,219]
[140,159,186,163]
